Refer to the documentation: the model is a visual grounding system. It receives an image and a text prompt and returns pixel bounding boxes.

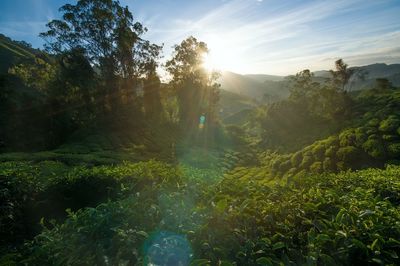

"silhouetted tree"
[330,59,354,91]
[40,0,162,113]
[165,36,220,129]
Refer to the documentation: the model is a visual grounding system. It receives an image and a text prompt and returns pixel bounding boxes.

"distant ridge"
[244,74,285,82]
[219,63,400,100]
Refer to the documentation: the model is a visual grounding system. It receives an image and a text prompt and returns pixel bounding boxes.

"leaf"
[261,237,271,246]
[352,239,367,253]
[370,239,379,251]
[216,198,228,212]
[336,230,347,238]
[372,258,383,264]
[190,259,210,266]
[256,257,273,266]
[319,254,336,266]
[316,234,331,242]
[219,260,234,266]
[359,209,374,218]
[136,231,148,238]
[335,209,346,222]
[272,241,285,250]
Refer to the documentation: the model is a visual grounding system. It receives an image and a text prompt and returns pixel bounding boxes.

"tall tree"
[40,0,162,113]
[288,69,319,101]
[165,36,220,129]
[330,59,354,91]
[143,71,162,121]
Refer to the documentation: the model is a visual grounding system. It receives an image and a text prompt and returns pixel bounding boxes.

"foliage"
[166,36,220,130]
[2,159,400,265]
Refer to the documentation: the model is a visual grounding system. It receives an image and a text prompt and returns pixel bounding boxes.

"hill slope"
[0,34,38,74]
[218,89,257,119]
[219,63,400,101]
[218,71,289,101]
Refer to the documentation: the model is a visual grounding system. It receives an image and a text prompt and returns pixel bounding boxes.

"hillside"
[220,63,400,102]
[244,73,285,82]
[0,34,38,74]
[218,89,257,119]
[218,71,290,102]
[1,1,400,264]
[314,63,400,90]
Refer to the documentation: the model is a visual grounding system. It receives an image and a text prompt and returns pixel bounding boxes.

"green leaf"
[190,259,210,266]
[216,198,228,212]
[370,239,379,251]
[272,241,285,250]
[316,234,331,242]
[261,237,271,246]
[352,239,367,252]
[335,209,346,222]
[319,254,336,266]
[256,257,273,266]
[136,231,148,238]
[336,230,347,238]
[219,260,234,266]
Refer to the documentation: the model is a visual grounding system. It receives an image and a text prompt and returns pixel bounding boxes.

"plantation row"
[265,90,400,178]
[1,159,399,265]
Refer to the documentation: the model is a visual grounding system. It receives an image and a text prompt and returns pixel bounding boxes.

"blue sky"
[1,0,399,75]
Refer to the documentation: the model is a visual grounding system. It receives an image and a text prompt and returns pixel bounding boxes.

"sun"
[200,34,247,73]
[202,52,217,72]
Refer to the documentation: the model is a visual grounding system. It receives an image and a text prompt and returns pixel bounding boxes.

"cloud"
[140,0,400,74]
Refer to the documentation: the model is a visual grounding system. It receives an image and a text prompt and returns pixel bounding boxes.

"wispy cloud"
[137,0,400,74]
[1,0,398,74]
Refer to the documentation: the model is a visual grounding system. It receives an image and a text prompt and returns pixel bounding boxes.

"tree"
[40,0,162,113]
[143,71,162,121]
[330,59,354,91]
[288,69,318,100]
[165,36,220,129]
[375,78,393,91]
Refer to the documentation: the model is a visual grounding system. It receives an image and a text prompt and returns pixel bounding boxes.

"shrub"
[291,151,302,167]
[310,162,323,173]
[279,159,292,173]
[300,155,313,169]
[379,115,400,133]
[339,129,356,146]
[324,146,337,158]
[362,139,386,159]
[323,157,335,171]
[382,134,399,141]
[336,146,360,167]
[367,118,380,127]
[387,143,400,158]
[354,127,367,145]
[311,143,325,160]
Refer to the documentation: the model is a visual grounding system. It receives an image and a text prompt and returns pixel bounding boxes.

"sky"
[1,0,399,75]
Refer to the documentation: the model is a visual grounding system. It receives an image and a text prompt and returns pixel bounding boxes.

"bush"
[324,146,337,158]
[387,143,400,157]
[382,134,399,141]
[339,129,356,146]
[362,139,386,159]
[310,162,323,173]
[336,146,360,167]
[379,116,400,133]
[300,155,313,169]
[291,151,302,167]
[311,143,325,160]
[323,157,335,171]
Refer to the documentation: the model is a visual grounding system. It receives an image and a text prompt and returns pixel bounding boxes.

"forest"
[1,0,400,265]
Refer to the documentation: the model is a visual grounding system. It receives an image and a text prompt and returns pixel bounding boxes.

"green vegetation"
[1,0,400,265]
[2,160,400,265]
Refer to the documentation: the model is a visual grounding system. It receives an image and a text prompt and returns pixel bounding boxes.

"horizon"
[1,0,400,75]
